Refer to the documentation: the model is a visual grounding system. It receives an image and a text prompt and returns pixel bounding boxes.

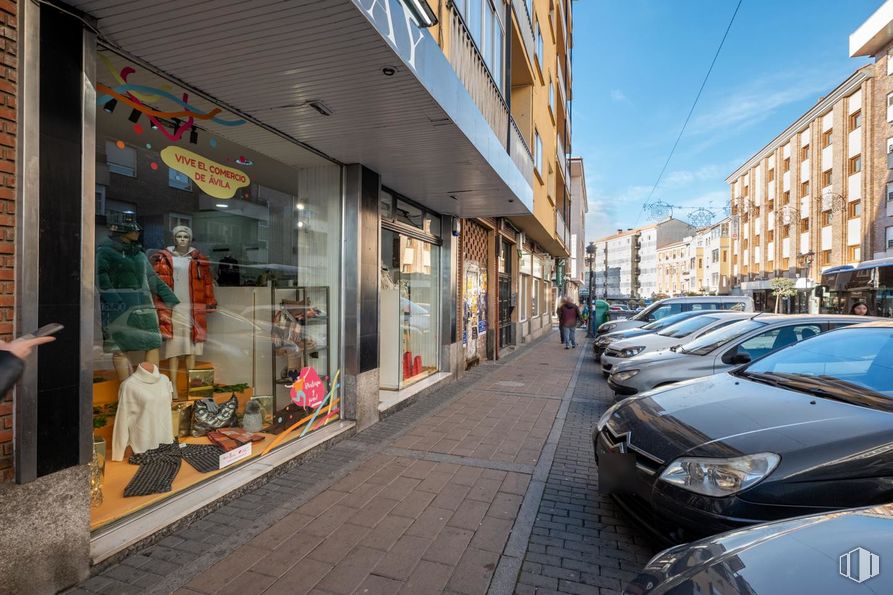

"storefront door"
[498,274,513,349]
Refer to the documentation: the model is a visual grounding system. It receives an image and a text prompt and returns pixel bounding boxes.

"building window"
[849,110,862,131]
[783,157,790,172]
[548,76,555,115]
[822,169,833,187]
[848,245,861,262]
[888,181,893,202]
[821,249,832,265]
[887,226,893,249]
[535,17,543,70]
[106,140,137,177]
[534,129,543,175]
[168,168,192,191]
[822,210,833,226]
[849,155,862,175]
[801,218,810,233]
[800,181,809,197]
[801,144,810,160]
[767,168,775,182]
[888,93,893,122]
[849,199,862,219]
[822,129,833,147]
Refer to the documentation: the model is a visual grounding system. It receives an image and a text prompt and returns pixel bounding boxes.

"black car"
[595,321,893,543]
[593,310,720,361]
[625,504,893,594]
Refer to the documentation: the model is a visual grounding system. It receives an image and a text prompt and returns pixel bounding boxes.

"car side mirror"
[725,352,751,365]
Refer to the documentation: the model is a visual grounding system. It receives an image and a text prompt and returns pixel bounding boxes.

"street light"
[585,242,597,337]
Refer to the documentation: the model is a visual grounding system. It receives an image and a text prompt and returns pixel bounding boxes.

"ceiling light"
[382,66,397,76]
[215,203,228,208]
[405,0,438,27]
[103,99,117,113]
[307,100,333,117]
[235,156,254,166]
[296,203,305,211]
[128,108,141,123]
[297,221,305,228]
[189,127,199,144]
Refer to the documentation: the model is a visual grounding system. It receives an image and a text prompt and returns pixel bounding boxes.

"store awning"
[67,0,533,217]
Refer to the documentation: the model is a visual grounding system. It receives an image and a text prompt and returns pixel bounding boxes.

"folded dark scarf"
[124,442,224,497]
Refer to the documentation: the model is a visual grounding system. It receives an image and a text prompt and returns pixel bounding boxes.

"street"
[71,332,658,595]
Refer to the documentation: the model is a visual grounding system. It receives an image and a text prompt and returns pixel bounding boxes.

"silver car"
[607,314,873,396]
[600,311,752,377]
[596,296,754,336]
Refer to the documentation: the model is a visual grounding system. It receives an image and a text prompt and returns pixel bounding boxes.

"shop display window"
[379,192,442,390]
[90,48,342,529]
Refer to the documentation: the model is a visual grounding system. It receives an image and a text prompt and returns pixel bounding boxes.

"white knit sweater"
[111,364,174,461]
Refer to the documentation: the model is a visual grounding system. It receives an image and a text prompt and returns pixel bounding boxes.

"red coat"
[150,248,216,343]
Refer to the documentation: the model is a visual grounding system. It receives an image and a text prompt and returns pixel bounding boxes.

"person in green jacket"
[96,216,179,379]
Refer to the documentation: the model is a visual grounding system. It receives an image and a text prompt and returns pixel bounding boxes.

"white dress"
[111,364,174,461]
[163,248,204,359]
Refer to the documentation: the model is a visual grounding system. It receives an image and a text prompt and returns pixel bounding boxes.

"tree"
[770,277,798,313]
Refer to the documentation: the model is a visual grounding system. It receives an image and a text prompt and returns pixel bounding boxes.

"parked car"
[607,314,870,396]
[600,311,751,376]
[596,321,893,544]
[596,296,754,336]
[624,503,893,594]
[593,310,723,361]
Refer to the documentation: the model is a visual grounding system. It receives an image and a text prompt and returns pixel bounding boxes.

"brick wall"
[0,0,16,482]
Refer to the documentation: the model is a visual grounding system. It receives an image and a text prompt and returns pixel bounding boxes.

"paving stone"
[359,514,414,552]
[404,505,453,538]
[371,534,433,581]
[263,559,332,595]
[422,526,474,566]
[216,570,277,595]
[354,574,404,595]
[445,547,499,595]
[313,546,385,594]
[185,544,269,592]
[306,523,370,565]
[398,559,454,595]
[389,489,437,519]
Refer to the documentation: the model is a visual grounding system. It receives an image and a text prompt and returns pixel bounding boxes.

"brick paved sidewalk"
[72,333,654,595]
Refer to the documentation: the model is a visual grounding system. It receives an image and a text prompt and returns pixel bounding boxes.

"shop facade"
[0,0,543,591]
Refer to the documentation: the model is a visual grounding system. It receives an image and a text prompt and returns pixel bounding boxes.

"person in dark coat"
[0,335,55,394]
[557,298,582,349]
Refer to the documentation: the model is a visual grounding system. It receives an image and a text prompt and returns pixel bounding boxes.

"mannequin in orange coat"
[151,226,216,398]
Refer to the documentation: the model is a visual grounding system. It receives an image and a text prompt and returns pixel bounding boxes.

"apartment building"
[851,1,893,259]
[657,240,688,296]
[592,218,694,300]
[0,1,575,591]
[429,0,574,355]
[567,157,588,301]
[726,68,874,304]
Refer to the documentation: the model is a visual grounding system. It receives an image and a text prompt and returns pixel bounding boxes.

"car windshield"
[679,319,766,355]
[631,301,662,321]
[657,315,720,338]
[641,311,699,331]
[744,327,893,402]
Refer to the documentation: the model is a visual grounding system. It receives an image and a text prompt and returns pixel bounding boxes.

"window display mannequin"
[111,361,174,461]
[96,216,180,380]
[151,226,217,397]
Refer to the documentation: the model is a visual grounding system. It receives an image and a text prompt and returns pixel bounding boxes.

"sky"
[572,0,882,243]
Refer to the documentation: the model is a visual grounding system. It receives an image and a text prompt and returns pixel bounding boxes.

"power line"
[636,0,743,225]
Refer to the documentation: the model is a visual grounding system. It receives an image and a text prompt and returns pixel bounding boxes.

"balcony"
[446,5,508,150]
[557,135,568,184]
[509,117,534,184]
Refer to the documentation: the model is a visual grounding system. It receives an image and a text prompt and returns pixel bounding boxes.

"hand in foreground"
[0,336,55,360]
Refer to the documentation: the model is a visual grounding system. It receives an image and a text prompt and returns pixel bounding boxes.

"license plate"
[597,444,635,494]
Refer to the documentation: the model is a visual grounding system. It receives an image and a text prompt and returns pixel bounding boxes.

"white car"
[596,296,754,336]
[600,311,751,376]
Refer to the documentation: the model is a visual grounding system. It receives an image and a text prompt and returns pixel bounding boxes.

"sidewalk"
[71,332,654,595]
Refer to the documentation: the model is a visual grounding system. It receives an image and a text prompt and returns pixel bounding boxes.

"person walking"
[850,301,870,316]
[558,297,582,349]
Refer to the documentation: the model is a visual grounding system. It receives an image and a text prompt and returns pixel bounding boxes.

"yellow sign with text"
[161,146,250,199]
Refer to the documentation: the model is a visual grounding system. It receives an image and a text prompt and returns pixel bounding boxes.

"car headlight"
[618,346,645,358]
[612,369,639,382]
[599,323,617,333]
[659,453,780,497]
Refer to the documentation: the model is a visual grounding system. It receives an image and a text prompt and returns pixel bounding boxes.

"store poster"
[464,263,481,360]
